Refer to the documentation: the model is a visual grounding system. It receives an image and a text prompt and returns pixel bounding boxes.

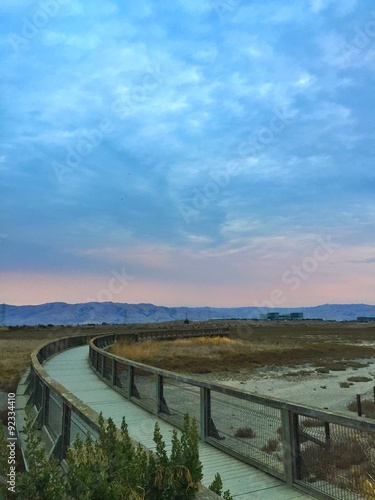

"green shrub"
[209,473,233,500]
[0,406,65,499]
[67,412,203,500]
[1,410,231,499]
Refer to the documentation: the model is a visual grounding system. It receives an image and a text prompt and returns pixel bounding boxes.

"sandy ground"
[196,358,375,413]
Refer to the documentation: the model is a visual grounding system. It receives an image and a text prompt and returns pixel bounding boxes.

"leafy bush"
[0,406,65,499]
[209,473,233,500]
[68,412,204,499]
[1,410,212,500]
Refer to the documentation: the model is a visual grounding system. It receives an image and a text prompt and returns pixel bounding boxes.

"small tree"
[209,473,233,500]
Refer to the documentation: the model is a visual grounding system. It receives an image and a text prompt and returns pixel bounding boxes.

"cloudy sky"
[1,0,374,307]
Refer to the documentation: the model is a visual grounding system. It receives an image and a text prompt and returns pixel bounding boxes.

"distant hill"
[1,302,375,326]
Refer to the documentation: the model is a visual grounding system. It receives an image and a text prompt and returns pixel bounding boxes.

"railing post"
[356,394,362,416]
[156,374,162,416]
[281,408,300,486]
[200,387,210,442]
[156,375,171,416]
[324,421,331,450]
[31,370,37,407]
[101,353,105,378]
[128,366,133,398]
[112,359,116,387]
[95,350,99,372]
[61,402,71,461]
[42,385,50,428]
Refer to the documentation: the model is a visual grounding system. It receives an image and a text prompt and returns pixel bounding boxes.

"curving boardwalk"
[43,345,313,500]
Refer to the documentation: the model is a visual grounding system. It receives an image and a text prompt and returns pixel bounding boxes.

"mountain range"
[1,302,375,326]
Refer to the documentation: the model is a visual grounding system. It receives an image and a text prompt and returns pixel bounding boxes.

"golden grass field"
[0,324,139,392]
[110,321,375,374]
[1,321,374,392]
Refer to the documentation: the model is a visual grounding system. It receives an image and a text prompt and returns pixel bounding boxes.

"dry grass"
[2,320,375,392]
[316,367,330,374]
[234,427,255,438]
[301,418,325,428]
[347,399,375,419]
[347,376,373,382]
[0,337,54,392]
[111,336,238,373]
[302,438,369,476]
[283,370,313,377]
[340,382,352,388]
[261,439,279,452]
[109,324,375,375]
[301,434,375,498]
[0,324,136,392]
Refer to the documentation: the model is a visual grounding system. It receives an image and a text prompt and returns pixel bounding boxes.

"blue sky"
[1,0,374,307]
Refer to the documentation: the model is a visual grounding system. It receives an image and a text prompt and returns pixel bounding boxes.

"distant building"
[357,316,375,323]
[291,312,304,320]
[260,312,303,321]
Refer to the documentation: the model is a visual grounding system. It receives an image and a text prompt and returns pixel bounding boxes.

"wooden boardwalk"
[43,346,313,499]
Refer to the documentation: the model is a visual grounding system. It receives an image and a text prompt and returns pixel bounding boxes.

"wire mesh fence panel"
[131,367,156,413]
[34,378,43,410]
[69,410,98,446]
[46,390,63,439]
[208,391,284,477]
[90,348,95,367]
[103,356,112,382]
[114,361,129,397]
[161,378,200,431]
[96,352,103,375]
[297,414,375,500]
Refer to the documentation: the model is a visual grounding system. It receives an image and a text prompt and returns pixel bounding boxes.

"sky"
[1,0,374,308]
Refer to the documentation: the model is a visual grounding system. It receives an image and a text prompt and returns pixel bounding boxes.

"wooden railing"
[15,327,375,500]
[90,332,375,500]
[16,328,229,498]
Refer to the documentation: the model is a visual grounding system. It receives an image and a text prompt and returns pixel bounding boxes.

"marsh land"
[1,320,374,416]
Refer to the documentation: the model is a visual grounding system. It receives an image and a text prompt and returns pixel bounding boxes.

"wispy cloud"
[0,0,374,306]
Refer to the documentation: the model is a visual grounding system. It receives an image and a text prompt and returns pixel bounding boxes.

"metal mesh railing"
[46,390,63,439]
[96,352,104,375]
[131,367,156,412]
[114,361,129,396]
[103,356,112,381]
[208,391,284,476]
[161,378,200,431]
[297,413,375,499]
[34,378,43,410]
[85,333,375,499]
[70,410,97,446]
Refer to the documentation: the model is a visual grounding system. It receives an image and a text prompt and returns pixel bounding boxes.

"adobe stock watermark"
[85,267,135,303]
[212,0,241,21]
[52,65,164,183]
[52,119,114,183]
[338,10,375,63]
[253,236,338,309]
[7,0,71,53]
[178,107,292,223]
[110,65,165,120]
[0,233,9,244]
